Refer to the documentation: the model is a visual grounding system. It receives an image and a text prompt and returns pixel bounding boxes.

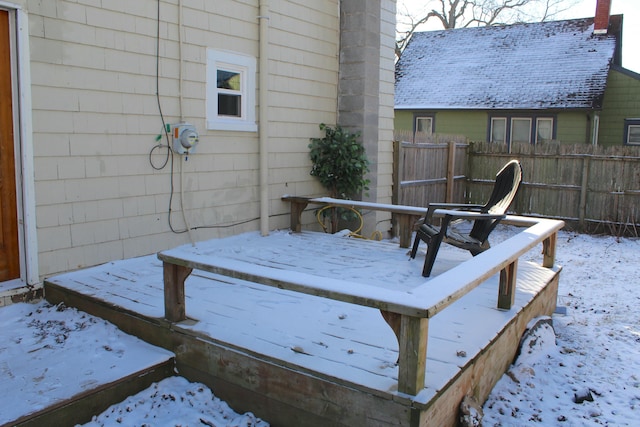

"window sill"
[207,120,258,132]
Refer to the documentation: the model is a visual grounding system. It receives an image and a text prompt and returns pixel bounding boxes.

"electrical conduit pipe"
[259,1,270,236]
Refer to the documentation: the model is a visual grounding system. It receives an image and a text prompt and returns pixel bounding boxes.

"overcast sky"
[397,0,640,73]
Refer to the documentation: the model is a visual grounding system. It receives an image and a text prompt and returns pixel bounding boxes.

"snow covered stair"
[0,301,175,427]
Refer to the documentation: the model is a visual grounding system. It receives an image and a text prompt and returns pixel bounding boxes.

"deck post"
[542,232,557,268]
[163,262,192,322]
[283,196,309,232]
[397,315,428,396]
[397,214,419,248]
[497,260,518,310]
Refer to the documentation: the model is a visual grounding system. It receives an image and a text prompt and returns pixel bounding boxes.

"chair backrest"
[469,160,523,242]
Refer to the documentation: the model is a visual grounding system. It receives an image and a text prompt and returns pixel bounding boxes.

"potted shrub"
[309,123,370,233]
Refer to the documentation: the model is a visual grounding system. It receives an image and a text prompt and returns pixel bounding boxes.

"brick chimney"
[593,0,611,34]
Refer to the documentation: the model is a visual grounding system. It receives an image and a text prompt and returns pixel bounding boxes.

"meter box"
[170,122,199,154]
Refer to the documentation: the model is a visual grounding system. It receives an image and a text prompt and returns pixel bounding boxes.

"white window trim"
[415,116,433,135]
[627,124,640,145]
[490,117,507,143]
[206,49,257,132]
[535,117,554,144]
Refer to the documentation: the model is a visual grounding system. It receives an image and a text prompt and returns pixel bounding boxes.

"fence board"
[468,142,640,235]
[393,139,640,236]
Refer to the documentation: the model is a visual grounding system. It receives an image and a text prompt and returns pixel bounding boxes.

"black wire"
[153,0,186,234]
[152,0,171,171]
[149,143,170,170]
[151,0,289,235]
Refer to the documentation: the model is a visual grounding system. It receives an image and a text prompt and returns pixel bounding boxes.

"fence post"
[446,140,456,203]
[392,140,402,238]
[579,156,590,230]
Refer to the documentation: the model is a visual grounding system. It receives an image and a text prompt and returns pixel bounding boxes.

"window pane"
[217,70,241,90]
[218,94,241,117]
[629,125,640,144]
[536,118,553,143]
[491,118,506,143]
[512,118,532,144]
[415,117,433,134]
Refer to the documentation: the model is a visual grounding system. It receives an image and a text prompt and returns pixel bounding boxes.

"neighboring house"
[0,0,396,300]
[394,0,640,147]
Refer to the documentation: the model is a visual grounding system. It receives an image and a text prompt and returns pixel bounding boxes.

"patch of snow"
[80,376,268,427]
[3,225,639,425]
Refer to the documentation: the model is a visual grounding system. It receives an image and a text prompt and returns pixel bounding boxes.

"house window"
[536,118,553,143]
[489,115,555,145]
[415,116,433,135]
[490,118,507,143]
[206,49,257,132]
[624,119,640,145]
[511,118,532,144]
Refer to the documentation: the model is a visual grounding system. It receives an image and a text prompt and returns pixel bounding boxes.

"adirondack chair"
[410,159,523,277]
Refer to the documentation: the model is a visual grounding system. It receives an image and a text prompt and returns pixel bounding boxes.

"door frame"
[2,3,38,287]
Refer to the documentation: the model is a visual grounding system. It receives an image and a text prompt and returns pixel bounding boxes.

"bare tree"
[396,0,578,59]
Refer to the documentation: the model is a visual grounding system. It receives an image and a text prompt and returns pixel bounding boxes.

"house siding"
[555,111,591,144]
[394,110,487,141]
[395,109,592,144]
[22,0,348,277]
[599,67,640,146]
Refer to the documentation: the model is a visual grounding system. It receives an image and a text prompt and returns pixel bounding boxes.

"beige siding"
[26,0,343,277]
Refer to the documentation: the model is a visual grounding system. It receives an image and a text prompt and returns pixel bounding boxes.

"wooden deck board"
[47,229,557,404]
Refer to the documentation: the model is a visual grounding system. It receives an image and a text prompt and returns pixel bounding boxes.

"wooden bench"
[281,196,426,248]
[158,204,563,397]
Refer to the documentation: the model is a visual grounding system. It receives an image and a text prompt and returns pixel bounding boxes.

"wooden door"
[0,10,20,282]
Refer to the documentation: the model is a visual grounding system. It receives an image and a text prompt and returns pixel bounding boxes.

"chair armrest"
[425,203,484,222]
[428,203,484,209]
[433,209,505,221]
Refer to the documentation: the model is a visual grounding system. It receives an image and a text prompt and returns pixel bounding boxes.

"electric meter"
[171,122,199,154]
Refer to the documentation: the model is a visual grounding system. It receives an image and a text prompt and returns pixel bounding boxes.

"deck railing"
[159,199,564,396]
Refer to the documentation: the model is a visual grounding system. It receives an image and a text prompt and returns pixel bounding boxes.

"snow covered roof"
[395,17,620,110]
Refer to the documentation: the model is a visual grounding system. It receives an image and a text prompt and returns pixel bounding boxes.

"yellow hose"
[316,205,382,240]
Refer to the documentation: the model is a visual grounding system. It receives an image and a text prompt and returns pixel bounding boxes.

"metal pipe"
[258,1,270,236]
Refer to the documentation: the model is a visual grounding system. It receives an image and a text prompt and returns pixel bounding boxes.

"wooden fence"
[393,136,640,236]
[392,139,469,208]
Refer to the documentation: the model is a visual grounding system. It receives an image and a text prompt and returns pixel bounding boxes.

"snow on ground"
[2,226,639,426]
[482,227,640,426]
[81,376,268,427]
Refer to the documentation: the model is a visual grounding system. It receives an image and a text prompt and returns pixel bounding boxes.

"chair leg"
[422,232,444,277]
[410,232,422,259]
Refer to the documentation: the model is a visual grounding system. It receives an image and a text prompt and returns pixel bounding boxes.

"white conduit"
[178,0,194,245]
[258,1,270,236]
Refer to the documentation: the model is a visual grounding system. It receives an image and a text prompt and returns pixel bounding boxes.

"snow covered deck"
[45,217,563,427]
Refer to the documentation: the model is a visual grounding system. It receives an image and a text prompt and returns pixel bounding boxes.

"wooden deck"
[45,223,562,427]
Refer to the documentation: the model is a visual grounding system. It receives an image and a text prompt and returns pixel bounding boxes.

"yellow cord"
[315,205,383,240]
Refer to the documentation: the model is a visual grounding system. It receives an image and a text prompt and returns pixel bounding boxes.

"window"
[536,118,553,143]
[511,118,532,144]
[624,119,640,145]
[412,115,434,142]
[488,115,555,145]
[415,116,433,135]
[206,49,257,132]
[490,118,507,143]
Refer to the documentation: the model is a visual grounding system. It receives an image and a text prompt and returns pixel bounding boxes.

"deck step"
[1,291,175,427]
[9,358,175,427]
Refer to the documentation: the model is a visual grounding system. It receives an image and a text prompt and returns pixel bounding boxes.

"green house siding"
[555,111,591,144]
[395,109,592,143]
[394,110,414,135]
[395,110,491,141]
[434,111,487,140]
[599,68,640,146]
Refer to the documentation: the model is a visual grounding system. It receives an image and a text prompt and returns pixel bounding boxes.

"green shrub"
[308,123,370,199]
